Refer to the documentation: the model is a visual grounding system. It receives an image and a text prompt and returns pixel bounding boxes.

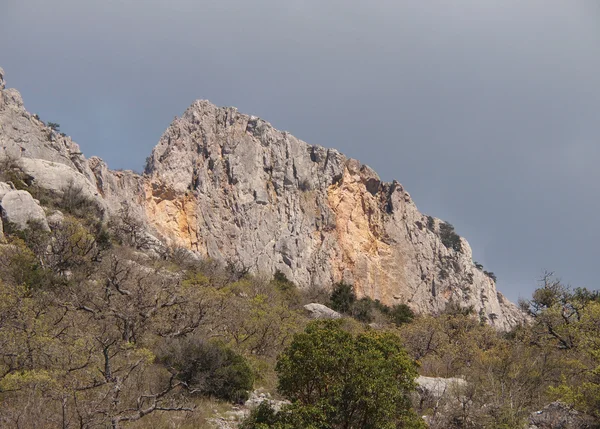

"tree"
[268,320,425,429]
[329,282,356,314]
[160,339,254,403]
[47,122,60,132]
[439,222,462,252]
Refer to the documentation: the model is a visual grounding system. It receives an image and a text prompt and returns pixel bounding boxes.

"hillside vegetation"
[0,186,599,428]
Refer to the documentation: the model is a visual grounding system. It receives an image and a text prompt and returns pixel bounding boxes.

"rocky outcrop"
[143,100,526,330]
[527,402,597,429]
[0,67,527,329]
[416,376,467,400]
[1,190,49,231]
[304,303,343,320]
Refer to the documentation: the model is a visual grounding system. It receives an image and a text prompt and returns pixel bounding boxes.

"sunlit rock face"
[143,100,525,330]
[0,68,526,330]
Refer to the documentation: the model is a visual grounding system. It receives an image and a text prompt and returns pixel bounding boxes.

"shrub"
[484,271,497,282]
[439,222,462,252]
[47,122,60,132]
[386,304,415,326]
[273,270,296,293]
[271,320,425,428]
[59,180,103,221]
[427,215,435,231]
[351,297,375,322]
[329,282,355,314]
[160,339,254,403]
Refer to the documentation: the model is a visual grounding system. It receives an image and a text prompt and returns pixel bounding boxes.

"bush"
[160,339,254,403]
[351,297,375,322]
[47,122,60,132]
[58,180,103,222]
[439,222,462,252]
[484,271,497,282]
[271,320,425,428]
[329,282,355,314]
[427,215,435,231]
[386,304,415,326]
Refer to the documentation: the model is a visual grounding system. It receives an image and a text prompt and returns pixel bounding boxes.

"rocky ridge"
[0,67,526,329]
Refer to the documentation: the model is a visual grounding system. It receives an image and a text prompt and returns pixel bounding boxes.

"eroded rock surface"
[0,67,527,329]
[143,100,526,329]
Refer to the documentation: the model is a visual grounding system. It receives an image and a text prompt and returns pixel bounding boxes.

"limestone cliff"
[0,67,526,329]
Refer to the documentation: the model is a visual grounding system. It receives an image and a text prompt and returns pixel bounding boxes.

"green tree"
[439,222,462,252]
[270,320,425,428]
[47,122,60,131]
[160,339,254,403]
[329,282,356,314]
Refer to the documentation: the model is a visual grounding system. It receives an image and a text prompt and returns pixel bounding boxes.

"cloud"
[1,0,599,301]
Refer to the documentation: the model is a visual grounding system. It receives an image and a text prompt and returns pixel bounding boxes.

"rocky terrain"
[0,66,525,329]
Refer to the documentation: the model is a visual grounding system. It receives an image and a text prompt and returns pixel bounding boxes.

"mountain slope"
[0,67,526,329]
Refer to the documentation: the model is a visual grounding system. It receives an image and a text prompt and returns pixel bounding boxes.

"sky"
[1,0,599,302]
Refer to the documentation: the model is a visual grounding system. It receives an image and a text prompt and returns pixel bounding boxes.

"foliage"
[3,188,600,427]
[385,303,415,326]
[484,270,497,282]
[160,339,254,403]
[266,320,425,429]
[439,222,462,252]
[329,282,356,314]
[47,122,60,131]
[328,282,414,326]
[426,215,435,231]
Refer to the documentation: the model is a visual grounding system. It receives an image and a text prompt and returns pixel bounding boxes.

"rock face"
[143,100,525,329]
[0,67,527,329]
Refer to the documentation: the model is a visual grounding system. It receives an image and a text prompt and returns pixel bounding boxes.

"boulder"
[17,157,102,203]
[416,376,467,400]
[304,303,342,319]
[0,190,50,231]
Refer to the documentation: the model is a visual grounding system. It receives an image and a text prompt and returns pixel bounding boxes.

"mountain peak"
[0,70,527,329]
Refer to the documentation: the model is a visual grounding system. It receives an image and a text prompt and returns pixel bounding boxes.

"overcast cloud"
[1,0,599,302]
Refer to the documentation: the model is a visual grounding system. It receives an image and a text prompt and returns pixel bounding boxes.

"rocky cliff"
[0,67,526,329]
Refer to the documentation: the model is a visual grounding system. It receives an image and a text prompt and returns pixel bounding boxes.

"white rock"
[304,303,343,320]
[0,182,14,200]
[416,376,467,399]
[1,190,49,231]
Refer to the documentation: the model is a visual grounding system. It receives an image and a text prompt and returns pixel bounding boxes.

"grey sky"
[2,0,599,302]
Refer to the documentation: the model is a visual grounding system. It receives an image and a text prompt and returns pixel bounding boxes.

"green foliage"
[47,122,60,131]
[0,237,53,289]
[385,303,415,326]
[329,283,414,326]
[240,402,282,429]
[484,270,497,282]
[329,282,356,314]
[269,320,425,429]
[161,339,254,403]
[426,215,435,231]
[439,222,462,252]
